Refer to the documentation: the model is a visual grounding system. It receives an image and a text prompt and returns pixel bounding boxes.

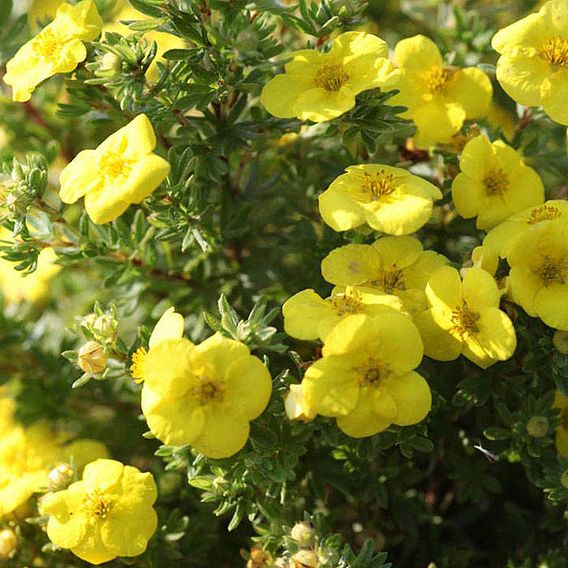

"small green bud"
[526,416,549,438]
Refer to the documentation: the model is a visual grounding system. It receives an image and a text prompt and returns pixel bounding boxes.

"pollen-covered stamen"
[450,304,480,338]
[370,266,405,294]
[99,152,133,179]
[82,490,111,520]
[362,171,396,201]
[314,64,349,92]
[535,256,566,286]
[192,376,225,404]
[528,205,562,224]
[329,289,362,315]
[130,347,147,383]
[32,28,64,62]
[357,359,388,388]
[422,66,455,92]
[483,169,509,196]
[540,36,568,68]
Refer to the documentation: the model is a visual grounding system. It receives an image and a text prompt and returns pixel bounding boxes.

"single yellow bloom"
[0,229,61,304]
[283,285,404,341]
[321,235,447,313]
[3,0,102,102]
[507,218,568,330]
[104,6,187,83]
[492,0,568,126]
[40,459,157,565]
[284,384,317,422]
[261,31,392,122]
[59,114,170,224]
[384,35,492,148]
[415,267,517,369]
[483,200,568,258]
[553,391,568,456]
[141,332,272,458]
[303,313,430,438]
[451,135,544,230]
[318,164,442,234]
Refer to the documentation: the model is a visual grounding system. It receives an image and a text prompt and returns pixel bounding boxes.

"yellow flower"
[28,0,65,28]
[464,245,499,277]
[553,391,568,456]
[103,5,186,82]
[40,459,157,565]
[283,285,404,341]
[451,135,544,230]
[140,327,272,458]
[0,418,108,518]
[261,31,392,122]
[321,235,447,313]
[3,0,102,102]
[384,35,492,148]
[0,230,61,304]
[302,313,431,438]
[492,0,568,126]
[59,114,170,224]
[507,218,568,330]
[318,164,442,234]
[483,200,568,258]
[284,384,317,422]
[415,267,517,369]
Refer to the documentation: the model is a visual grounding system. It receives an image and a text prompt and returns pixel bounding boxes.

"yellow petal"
[118,154,170,203]
[451,173,483,219]
[541,70,568,126]
[330,31,388,63]
[295,87,356,122]
[149,307,185,348]
[414,309,462,361]
[412,100,466,148]
[59,150,100,203]
[462,268,500,310]
[101,507,157,559]
[459,135,495,180]
[491,11,547,54]
[283,289,334,340]
[425,266,463,312]
[372,235,423,268]
[394,35,442,71]
[534,285,568,330]
[446,67,492,119]
[403,250,448,291]
[83,188,131,224]
[97,114,158,159]
[261,74,314,118]
[386,371,431,426]
[82,459,123,492]
[318,185,366,232]
[191,333,250,380]
[321,244,379,286]
[321,314,381,358]
[495,54,549,107]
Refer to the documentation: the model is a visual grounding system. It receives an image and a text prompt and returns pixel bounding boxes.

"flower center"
[314,64,349,92]
[99,152,132,180]
[329,289,362,315]
[32,28,64,62]
[362,171,396,201]
[191,376,225,404]
[130,347,147,384]
[370,267,405,294]
[421,66,455,92]
[82,490,111,520]
[357,359,388,388]
[535,256,566,286]
[540,36,568,68]
[528,205,562,224]
[450,304,480,339]
[483,169,508,196]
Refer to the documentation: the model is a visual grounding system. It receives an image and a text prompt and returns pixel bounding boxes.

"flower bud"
[285,384,317,422]
[290,549,318,568]
[290,521,315,547]
[247,547,271,568]
[78,341,107,374]
[0,528,17,560]
[48,463,75,491]
[99,52,121,74]
[526,416,549,438]
[553,330,568,355]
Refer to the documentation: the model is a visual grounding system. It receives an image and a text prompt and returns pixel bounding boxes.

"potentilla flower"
[3,0,102,102]
[139,314,272,458]
[553,391,568,456]
[383,35,492,148]
[302,313,431,438]
[59,114,170,224]
[283,285,405,341]
[40,459,157,565]
[415,267,517,369]
[321,236,447,313]
[451,135,544,229]
[507,218,568,330]
[261,31,392,122]
[492,0,568,125]
[483,200,568,257]
[318,164,442,234]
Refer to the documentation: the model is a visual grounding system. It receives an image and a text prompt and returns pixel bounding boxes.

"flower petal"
[386,371,431,426]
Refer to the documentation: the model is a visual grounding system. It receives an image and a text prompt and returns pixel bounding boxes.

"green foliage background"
[0,0,567,566]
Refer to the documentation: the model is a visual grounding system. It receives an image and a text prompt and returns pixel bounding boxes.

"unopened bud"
[48,463,75,491]
[78,341,107,374]
[290,550,318,568]
[285,384,317,422]
[553,331,568,355]
[526,416,549,438]
[0,528,17,559]
[247,547,271,568]
[290,521,315,547]
[100,52,121,73]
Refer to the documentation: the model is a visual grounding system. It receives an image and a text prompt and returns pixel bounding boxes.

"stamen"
[483,169,508,196]
[450,304,479,339]
[370,266,405,294]
[82,491,111,520]
[314,64,349,92]
[98,152,132,179]
[191,377,225,404]
[528,205,561,224]
[362,171,396,201]
[540,36,568,68]
[32,28,63,62]
[535,256,566,286]
[421,66,455,92]
[329,288,362,315]
[357,359,388,388]
[130,347,147,384]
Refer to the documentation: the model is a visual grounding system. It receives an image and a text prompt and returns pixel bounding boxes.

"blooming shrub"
[0,1,567,567]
